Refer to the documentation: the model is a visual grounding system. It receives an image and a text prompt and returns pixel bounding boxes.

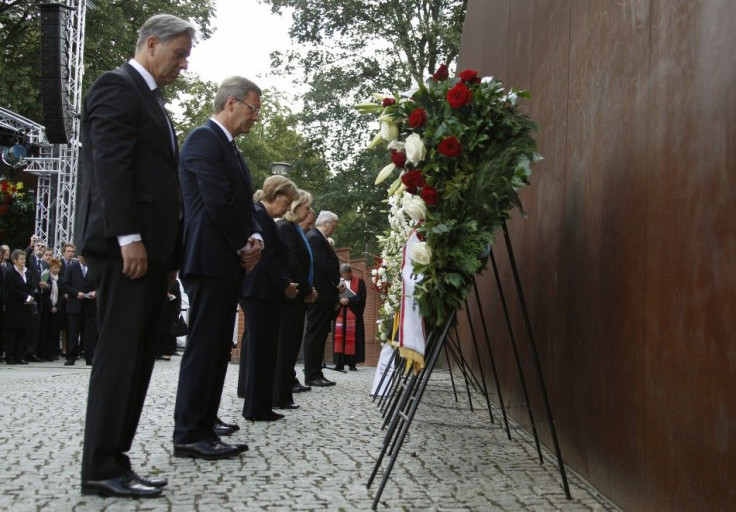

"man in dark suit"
[23,237,48,362]
[172,76,263,460]
[61,255,97,365]
[57,242,76,358]
[75,14,195,498]
[303,211,343,387]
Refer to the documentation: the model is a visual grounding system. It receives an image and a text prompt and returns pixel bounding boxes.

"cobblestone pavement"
[0,358,619,511]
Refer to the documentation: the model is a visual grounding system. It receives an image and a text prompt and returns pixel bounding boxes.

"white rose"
[380,116,399,142]
[402,193,426,221]
[377,266,386,276]
[404,133,426,165]
[409,242,431,266]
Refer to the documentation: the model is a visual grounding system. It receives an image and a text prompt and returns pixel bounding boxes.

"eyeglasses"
[234,98,261,115]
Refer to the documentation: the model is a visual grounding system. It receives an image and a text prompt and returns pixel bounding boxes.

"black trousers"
[173,274,240,444]
[302,301,335,382]
[3,327,27,363]
[81,256,168,482]
[273,301,306,406]
[66,309,98,362]
[240,297,280,418]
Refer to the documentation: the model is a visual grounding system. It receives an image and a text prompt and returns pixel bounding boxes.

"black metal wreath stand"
[366,221,571,508]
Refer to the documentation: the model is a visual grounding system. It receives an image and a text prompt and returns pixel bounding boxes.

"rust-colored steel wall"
[457,1,735,510]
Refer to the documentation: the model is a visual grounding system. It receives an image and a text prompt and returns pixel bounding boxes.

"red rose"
[382,98,396,107]
[432,63,449,82]
[390,149,407,168]
[437,136,462,157]
[401,170,425,194]
[447,82,472,108]
[420,185,439,205]
[408,108,428,128]
[458,69,479,83]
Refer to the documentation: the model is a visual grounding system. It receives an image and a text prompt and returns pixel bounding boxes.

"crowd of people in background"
[0,236,183,366]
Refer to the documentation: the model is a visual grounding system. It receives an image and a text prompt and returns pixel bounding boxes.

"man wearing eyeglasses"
[173,76,263,460]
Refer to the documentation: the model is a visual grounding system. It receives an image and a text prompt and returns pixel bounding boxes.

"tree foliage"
[260,0,468,257]
[0,0,216,122]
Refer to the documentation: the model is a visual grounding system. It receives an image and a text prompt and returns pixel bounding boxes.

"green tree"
[0,0,216,122]
[260,0,468,256]
[174,84,330,198]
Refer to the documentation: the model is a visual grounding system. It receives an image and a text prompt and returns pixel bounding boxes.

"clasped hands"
[239,237,263,272]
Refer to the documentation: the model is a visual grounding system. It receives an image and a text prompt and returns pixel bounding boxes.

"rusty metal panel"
[644,0,736,509]
[457,0,736,510]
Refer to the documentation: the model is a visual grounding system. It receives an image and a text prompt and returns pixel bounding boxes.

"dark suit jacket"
[277,220,312,302]
[307,227,340,305]
[61,261,96,315]
[242,203,291,303]
[77,62,182,269]
[179,119,260,279]
[3,266,36,329]
[24,251,47,296]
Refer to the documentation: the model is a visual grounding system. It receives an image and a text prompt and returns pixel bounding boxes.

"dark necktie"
[153,88,175,152]
[153,88,167,110]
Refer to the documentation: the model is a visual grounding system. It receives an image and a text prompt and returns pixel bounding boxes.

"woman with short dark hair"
[4,249,37,364]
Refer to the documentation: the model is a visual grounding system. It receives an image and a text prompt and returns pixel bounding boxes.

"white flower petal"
[375,163,396,185]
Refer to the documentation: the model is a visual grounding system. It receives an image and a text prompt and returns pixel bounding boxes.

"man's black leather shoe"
[26,355,42,363]
[276,403,300,410]
[64,359,75,366]
[173,440,241,460]
[216,417,240,431]
[306,377,336,387]
[292,383,311,393]
[127,470,167,488]
[220,440,249,453]
[245,411,285,422]
[214,424,236,437]
[81,476,162,498]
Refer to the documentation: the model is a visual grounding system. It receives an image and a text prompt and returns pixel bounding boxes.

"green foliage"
[0,0,216,121]
[260,0,468,257]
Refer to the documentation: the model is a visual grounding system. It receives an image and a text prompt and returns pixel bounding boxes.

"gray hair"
[136,14,196,50]
[315,210,338,227]
[340,263,352,274]
[214,76,262,113]
[283,189,313,222]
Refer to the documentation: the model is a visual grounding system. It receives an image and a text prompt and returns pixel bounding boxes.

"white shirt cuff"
[118,234,142,246]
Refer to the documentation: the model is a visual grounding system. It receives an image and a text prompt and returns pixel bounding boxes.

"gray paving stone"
[0,359,619,511]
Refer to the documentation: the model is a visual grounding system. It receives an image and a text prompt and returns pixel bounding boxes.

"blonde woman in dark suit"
[273,190,318,409]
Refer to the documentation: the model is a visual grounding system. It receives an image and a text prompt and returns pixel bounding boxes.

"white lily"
[375,163,397,185]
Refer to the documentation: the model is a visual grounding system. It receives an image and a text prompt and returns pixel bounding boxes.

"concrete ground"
[0,357,619,511]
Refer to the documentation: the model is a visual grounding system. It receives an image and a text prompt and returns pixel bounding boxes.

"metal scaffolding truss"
[1,0,86,252]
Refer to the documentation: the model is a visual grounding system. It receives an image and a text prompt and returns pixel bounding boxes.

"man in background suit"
[303,211,343,387]
[61,255,97,365]
[24,236,48,362]
[173,76,263,460]
[76,14,195,498]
